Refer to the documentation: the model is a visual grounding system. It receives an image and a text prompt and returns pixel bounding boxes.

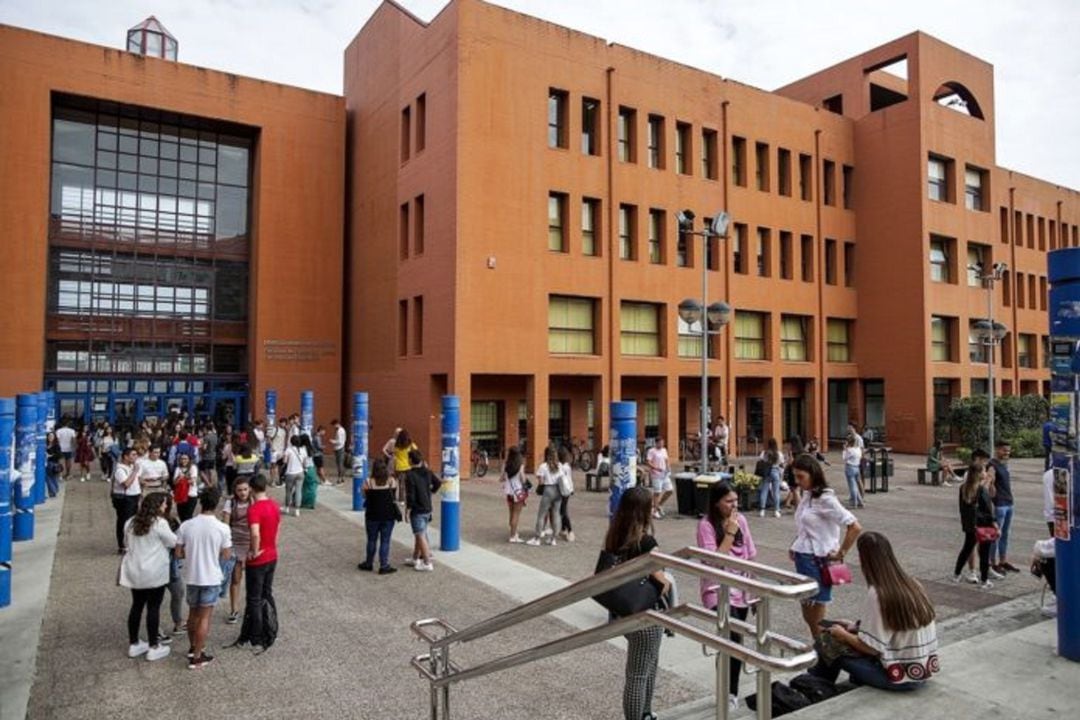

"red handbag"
[815,557,853,587]
[975,526,1000,543]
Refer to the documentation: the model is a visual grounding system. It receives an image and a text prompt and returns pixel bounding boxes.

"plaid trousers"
[623,626,663,719]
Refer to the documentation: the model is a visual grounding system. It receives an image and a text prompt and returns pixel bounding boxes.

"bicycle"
[556,437,595,472]
[470,441,489,478]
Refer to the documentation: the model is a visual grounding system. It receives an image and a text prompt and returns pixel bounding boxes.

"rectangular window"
[675,122,691,174]
[1038,217,1046,251]
[801,234,814,282]
[548,88,568,149]
[798,153,812,201]
[732,136,747,186]
[548,295,596,354]
[734,312,767,360]
[1000,206,1009,244]
[929,236,952,283]
[1003,271,1012,307]
[827,319,851,362]
[823,159,836,206]
[701,128,718,179]
[398,299,408,356]
[733,223,748,274]
[581,97,600,156]
[412,295,424,354]
[704,217,718,271]
[676,215,689,268]
[755,142,770,191]
[619,204,637,260]
[843,242,855,287]
[1016,272,1026,308]
[928,154,951,202]
[778,148,792,196]
[1040,276,1048,311]
[1018,333,1034,368]
[825,239,837,285]
[842,165,853,209]
[617,106,636,163]
[969,321,990,363]
[780,315,809,361]
[399,202,409,260]
[548,192,568,252]
[930,316,953,362]
[620,301,661,356]
[756,227,771,277]
[779,231,793,280]
[1050,220,1057,251]
[967,243,988,286]
[413,194,425,254]
[678,317,716,359]
[581,198,600,256]
[415,93,426,153]
[1014,210,1023,246]
[401,106,411,162]
[965,165,985,211]
[647,115,665,169]
[1027,213,1036,249]
[1029,273,1037,310]
[648,209,664,264]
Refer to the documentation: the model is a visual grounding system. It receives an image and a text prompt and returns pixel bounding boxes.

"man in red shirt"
[231,472,280,653]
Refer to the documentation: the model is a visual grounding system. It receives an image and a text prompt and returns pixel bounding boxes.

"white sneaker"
[526,537,541,546]
[652,510,662,519]
[952,573,964,584]
[417,561,434,572]
[728,694,740,713]
[566,531,575,542]
[965,571,980,584]
[988,567,1006,580]
[759,509,765,518]
[508,535,523,544]
[548,537,557,546]
[774,510,782,518]
[1041,597,1057,618]
[128,640,149,658]
[146,645,171,662]
[980,580,994,590]
[541,528,552,537]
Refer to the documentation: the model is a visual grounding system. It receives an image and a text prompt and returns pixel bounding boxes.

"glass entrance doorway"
[46,376,247,429]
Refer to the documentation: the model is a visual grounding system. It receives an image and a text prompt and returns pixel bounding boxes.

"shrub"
[947,394,1048,452]
[1005,428,1044,458]
[956,447,973,463]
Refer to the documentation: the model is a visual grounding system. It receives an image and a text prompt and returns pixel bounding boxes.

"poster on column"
[441,432,460,502]
[1050,392,1077,454]
[1054,467,1072,541]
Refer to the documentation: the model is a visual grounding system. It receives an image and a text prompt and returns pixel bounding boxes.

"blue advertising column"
[300,390,314,438]
[34,393,47,505]
[265,390,277,464]
[44,390,56,434]
[440,395,461,551]
[608,401,638,519]
[352,392,368,512]
[0,398,14,607]
[1047,247,1080,661]
[13,394,37,541]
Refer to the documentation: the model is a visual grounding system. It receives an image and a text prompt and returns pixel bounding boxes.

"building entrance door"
[782,397,806,443]
[827,380,851,442]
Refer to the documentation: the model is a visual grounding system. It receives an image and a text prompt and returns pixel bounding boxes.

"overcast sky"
[3,0,1077,189]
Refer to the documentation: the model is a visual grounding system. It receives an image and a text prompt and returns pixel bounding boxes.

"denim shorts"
[411,512,432,536]
[794,552,832,604]
[186,584,220,608]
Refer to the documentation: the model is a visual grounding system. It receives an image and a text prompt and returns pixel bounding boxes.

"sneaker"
[979,580,994,591]
[774,510,782,518]
[566,531,575,542]
[378,566,398,575]
[657,508,665,518]
[942,481,953,487]
[146,645,170,662]
[652,510,662,519]
[965,571,980,584]
[508,535,523,543]
[416,561,434,572]
[526,537,542,546]
[759,510,766,518]
[728,694,740,713]
[548,538,557,547]
[952,573,964,584]
[988,567,1006,580]
[127,640,149,658]
[1001,562,1020,573]
[1042,597,1058,618]
[357,561,374,571]
[156,633,173,646]
[172,625,187,636]
[188,653,215,670]
[186,648,195,660]
[403,558,418,568]
[541,528,552,537]
[226,612,240,625]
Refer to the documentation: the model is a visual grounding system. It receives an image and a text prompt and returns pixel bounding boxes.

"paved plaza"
[2,452,1075,719]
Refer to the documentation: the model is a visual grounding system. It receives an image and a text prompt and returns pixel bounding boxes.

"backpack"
[237,597,278,649]
[789,672,840,704]
[753,458,771,480]
[746,681,812,717]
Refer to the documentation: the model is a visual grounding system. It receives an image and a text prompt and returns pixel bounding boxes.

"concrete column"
[526,373,549,472]
[661,373,679,453]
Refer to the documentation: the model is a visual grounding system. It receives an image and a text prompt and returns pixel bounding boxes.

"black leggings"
[111,495,139,551]
[954,531,991,582]
[707,604,749,695]
[128,586,166,645]
[560,493,572,533]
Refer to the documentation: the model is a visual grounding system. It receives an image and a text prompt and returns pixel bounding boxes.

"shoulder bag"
[975,525,1000,543]
[592,548,660,617]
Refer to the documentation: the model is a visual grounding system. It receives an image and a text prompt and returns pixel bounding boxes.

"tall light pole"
[969,261,1008,450]
[678,210,732,475]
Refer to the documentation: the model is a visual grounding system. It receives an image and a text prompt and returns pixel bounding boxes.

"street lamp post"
[677,210,732,475]
[969,262,1008,450]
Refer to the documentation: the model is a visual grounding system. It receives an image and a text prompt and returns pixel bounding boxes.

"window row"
[397,295,425,357]
[999,206,1080,252]
[731,225,855,287]
[931,316,1043,368]
[400,92,427,163]
[547,295,854,362]
[46,340,246,375]
[1001,270,1048,312]
[927,153,987,211]
[732,138,852,208]
[399,195,426,259]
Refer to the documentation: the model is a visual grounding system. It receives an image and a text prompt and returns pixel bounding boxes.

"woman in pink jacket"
[696,481,757,715]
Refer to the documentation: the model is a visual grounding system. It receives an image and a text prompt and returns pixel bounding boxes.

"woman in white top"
[526,448,564,546]
[842,434,865,508]
[282,436,308,517]
[789,454,862,638]
[810,531,939,690]
[118,491,176,661]
[557,447,576,542]
[501,446,528,543]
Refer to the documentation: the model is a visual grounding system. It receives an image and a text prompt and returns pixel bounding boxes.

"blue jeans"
[845,465,862,506]
[810,653,922,692]
[994,504,1014,562]
[365,519,395,569]
[758,467,781,512]
[45,469,60,497]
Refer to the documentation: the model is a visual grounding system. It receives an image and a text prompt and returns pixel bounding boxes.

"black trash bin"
[864,448,878,493]
[878,447,893,492]
[674,472,696,516]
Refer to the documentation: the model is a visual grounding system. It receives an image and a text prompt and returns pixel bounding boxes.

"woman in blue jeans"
[757,438,784,518]
[358,458,399,575]
[810,532,939,691]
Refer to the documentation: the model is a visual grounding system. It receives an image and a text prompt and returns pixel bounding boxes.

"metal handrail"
[411,546,821,720]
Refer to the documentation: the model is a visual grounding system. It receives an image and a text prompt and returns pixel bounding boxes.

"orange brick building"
[345,0,1078,461]
[0,20,344,426]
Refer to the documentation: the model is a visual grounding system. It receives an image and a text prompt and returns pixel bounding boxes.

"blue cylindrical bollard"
[0,397,15,606]
[300,390,314,438]
[1048,247,1080,662]
[608,401,638,519]
[34,393,47,505]
[44,390,55,433]
[13,394,37,541]
[440,395,461,551]
[352,392,369,512]
[264,390,277,464]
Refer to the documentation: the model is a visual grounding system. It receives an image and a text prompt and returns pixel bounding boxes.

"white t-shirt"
[112,463,141,497]
[176,514,232,587]
[536,463,561,487]
[332,425,347,451]
[284,445,307,476]
[1043,469,1055,523]
[790,488,857,556]
[850,430,865,449]
[646,446,669,479]
[56,427,76,453]
[174,465,199,498]
[137,457,169,488]
[843,446,863,468]
[857,586,939,685]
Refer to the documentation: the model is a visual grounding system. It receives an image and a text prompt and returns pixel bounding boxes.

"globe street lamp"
[677,210,732,475]
[968,260,1009,450]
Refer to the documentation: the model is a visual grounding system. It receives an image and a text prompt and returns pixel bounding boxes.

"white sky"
[3,0,1077,189]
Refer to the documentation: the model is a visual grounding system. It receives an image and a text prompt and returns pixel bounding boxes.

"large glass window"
[734,312,766,360]
[677,317,716,359]
[620,302,661,356]
[581,198,599,256]
[780,315,809,361]
[827,319,851,362]
[928,155,949,201]
[931,316,953,362]
[548,192,567,252]
[548,296,596,354]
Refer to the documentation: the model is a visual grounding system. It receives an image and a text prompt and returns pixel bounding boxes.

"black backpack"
[746,681,812,717]
[789,672,839,704]
[753,458,771,480]
[236,597,278,649]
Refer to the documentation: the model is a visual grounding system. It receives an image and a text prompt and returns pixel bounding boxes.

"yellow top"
[394,443,417,473]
